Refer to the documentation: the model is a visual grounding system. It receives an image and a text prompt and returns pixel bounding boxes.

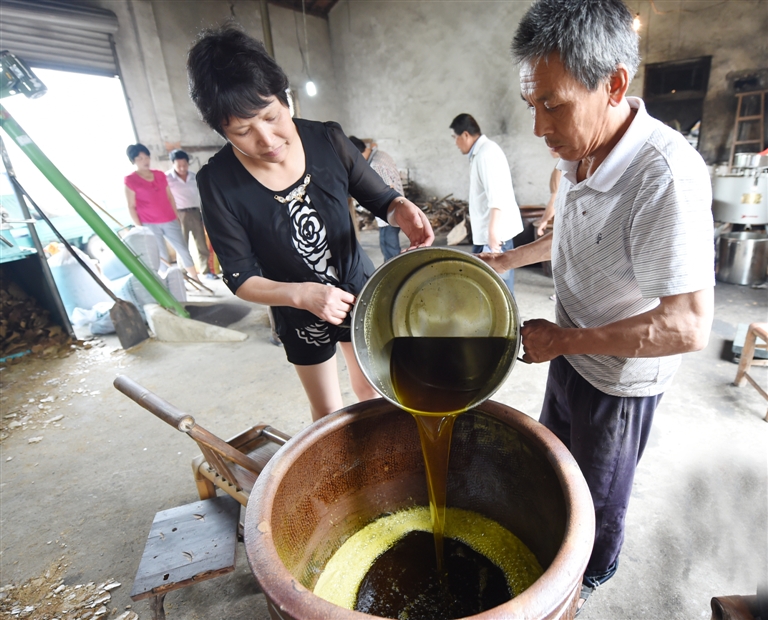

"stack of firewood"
[0,280,73,363]
[417,193,470,238]
[355,180,472,242]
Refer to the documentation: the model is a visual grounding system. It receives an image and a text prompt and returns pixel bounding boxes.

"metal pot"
[734,153,762,169]
[350,247,521,414]
[716,231,768,285]
[244,399,595,620]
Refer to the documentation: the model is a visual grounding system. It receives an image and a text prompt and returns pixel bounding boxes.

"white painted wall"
[95,0,341,172]
[328,0,541,204]
[94,0,768,207]
[327,0,768,206]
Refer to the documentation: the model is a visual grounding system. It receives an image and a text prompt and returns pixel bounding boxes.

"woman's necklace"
[137,170,154,181]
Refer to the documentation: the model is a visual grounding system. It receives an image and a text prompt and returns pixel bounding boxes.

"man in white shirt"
[450,114,523,293]
[166,149,216,278]
[479,0,714,614]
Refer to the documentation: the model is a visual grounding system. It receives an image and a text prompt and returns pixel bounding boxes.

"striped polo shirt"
[552,97,714,397]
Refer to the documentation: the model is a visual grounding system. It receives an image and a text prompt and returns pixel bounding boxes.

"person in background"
[449,113,523,294]
[534,150,562,237]
[187,26,433,421]
[166,149,218,279]
[124,143,201,283]
[349,136,403,262]
[478,0,714,614]
[535,150,562,302]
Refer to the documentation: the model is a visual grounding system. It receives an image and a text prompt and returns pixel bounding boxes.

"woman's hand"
[297,282,356,325]
[387,197,434,250]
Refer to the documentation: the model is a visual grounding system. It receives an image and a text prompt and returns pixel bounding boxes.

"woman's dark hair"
[126,143,150,163]
[187,25,290,136]
[449,114,482,137]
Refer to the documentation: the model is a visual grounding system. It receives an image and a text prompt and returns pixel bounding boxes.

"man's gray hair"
[511,0,640,91]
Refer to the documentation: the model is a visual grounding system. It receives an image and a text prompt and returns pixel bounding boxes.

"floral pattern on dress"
[274,175,338,347]
[296,321,331,346]
[275,175,339,284]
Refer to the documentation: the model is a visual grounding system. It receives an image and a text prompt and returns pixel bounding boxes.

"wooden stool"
[130,495,240,619]
[733,322,768,422]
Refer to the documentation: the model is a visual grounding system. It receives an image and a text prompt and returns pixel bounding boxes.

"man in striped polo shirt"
[480,0,714,614]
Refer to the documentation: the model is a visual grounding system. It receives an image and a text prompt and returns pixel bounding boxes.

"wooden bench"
[130,495,240,619]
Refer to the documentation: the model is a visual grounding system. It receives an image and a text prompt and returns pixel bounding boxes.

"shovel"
[10,176,151,350]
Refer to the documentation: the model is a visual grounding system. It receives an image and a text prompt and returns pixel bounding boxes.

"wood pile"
[1,279,73,363]
[355,179,472,242]
[418,193,470,238]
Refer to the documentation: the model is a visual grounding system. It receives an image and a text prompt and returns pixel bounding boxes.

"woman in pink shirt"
[124,143,200,282]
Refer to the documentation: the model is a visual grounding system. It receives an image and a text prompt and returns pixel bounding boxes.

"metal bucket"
[244,399,595,620]
[716,231,768,285]
[350,247,521,414]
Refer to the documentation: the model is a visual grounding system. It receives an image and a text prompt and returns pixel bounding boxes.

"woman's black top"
[197,119,400,336]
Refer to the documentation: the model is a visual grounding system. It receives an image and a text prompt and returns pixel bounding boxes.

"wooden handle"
[114,374,195,431]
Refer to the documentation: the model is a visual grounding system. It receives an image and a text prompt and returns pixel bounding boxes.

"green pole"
[0,104,189,318]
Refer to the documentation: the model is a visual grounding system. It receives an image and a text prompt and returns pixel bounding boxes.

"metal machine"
[0,50,46,100]
[712,152,768,285]
[712,153,768,226]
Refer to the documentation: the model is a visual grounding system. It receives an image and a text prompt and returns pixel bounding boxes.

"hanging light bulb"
[300,0,316,97]
[632,13,641,31]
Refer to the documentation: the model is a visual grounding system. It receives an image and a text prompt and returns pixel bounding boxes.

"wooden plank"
[130,495,240,601]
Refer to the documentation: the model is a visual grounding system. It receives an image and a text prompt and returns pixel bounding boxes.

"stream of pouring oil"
[389,335,509,570]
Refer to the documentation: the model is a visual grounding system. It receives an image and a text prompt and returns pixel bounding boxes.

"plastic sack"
[98,226,161,280]
[100,250,130,281]
[71,301,116,335]
[48,246,111,319]
[123,226,160,272]
[90,311,116,335]
[163,266,187,303]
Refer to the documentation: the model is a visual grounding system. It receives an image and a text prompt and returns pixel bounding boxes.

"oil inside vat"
[313,506,543,619]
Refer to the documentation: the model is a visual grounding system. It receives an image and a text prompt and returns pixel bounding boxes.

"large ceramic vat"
[244,399,595,620]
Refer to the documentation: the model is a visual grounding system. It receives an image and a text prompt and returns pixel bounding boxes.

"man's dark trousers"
[540,355,660,583]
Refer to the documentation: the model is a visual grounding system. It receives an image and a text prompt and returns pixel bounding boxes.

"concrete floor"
[1,229,766,620]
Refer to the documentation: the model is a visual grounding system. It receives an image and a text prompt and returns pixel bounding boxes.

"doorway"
[1,67,136,251]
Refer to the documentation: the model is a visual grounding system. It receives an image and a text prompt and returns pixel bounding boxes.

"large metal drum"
[244,399,595,620]
[716,231,768,285]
